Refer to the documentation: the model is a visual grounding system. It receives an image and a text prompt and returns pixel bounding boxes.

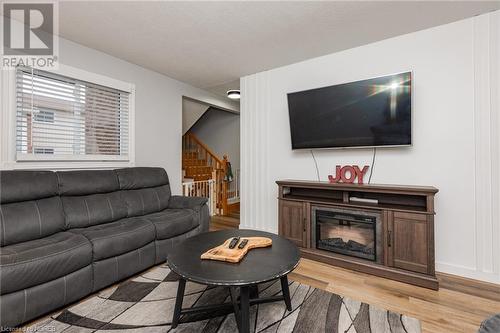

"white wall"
[189,108,240,171]
[0,36,239,194]
[182,99,209,135]
[240,11,500,284]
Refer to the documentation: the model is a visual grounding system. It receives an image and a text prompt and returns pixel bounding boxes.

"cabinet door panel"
[279,200,306,247]
[391,212,429,274]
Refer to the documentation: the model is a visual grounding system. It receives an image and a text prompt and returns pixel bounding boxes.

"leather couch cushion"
[57,170,127,228]
[70,218,155,261]
[61,192,127,229]
[144,209,198,240]
[0,171,58,204]
[0,197,65,247]
[120,185,171,217]
[115,167,169,189]
[1,266,92,328]
[115,167,172,217]
[168,195,208,211]
[56,170,119,196]
[92,242,155,291]
[0,232,92,294]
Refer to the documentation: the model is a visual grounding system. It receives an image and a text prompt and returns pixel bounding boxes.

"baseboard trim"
[437,271,500,302]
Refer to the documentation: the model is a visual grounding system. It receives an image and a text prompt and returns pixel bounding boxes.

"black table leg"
[239,286,250,333]
[280,275,292,311]
[249,284,259,299]
[170,278,292,332]
[229,287,241,331]
[172,278,186,328]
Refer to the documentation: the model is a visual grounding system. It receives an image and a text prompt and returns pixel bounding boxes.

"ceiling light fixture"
[227,90,240,99]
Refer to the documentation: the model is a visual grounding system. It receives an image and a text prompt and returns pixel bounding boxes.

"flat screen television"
[287,72,412,149]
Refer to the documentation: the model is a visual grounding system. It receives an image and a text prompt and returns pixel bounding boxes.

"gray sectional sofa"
[0,167,209,329]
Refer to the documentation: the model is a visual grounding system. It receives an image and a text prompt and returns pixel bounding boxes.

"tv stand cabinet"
[277,180,439,290]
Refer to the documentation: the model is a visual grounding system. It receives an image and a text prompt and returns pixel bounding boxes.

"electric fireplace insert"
[312,207,383,263]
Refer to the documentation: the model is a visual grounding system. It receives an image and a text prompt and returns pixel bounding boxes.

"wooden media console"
[277,180,439,289]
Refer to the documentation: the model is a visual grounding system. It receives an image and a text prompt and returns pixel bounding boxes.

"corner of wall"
[470,10,500,283]
[240,71,276,233]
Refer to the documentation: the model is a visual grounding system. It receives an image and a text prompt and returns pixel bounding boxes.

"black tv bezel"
[287,71,413,150]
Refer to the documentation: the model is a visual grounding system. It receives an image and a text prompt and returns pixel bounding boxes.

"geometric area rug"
[30,265,421,333]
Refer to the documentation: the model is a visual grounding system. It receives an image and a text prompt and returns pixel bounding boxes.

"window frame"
[1,64,135,169]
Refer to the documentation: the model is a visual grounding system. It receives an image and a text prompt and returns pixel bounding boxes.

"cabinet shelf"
[281,194,430,214]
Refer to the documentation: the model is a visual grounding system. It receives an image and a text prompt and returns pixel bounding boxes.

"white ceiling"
[58,1,500,95]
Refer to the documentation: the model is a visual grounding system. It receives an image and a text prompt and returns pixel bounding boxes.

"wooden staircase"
[183,154,213,181]
[182,132,228,215]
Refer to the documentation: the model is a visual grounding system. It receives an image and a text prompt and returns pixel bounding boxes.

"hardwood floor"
[210,215,240,231]
[289,258,500,333]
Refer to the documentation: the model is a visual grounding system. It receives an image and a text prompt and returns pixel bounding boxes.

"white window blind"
[16,67,130,160]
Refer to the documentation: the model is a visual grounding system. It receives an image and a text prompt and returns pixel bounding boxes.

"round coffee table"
[167,229,300,333]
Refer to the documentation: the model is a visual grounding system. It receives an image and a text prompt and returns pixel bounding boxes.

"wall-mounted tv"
[287,72,412,150]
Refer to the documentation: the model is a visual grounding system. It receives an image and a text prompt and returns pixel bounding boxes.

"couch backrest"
[115,167,171,217]
[56,170,128,229]
[0,171,65,246]
[0,167,171,246]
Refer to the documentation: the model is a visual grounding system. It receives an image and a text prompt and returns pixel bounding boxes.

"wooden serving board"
[201,237,272,263]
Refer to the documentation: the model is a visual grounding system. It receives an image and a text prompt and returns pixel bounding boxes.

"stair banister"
[184,132,222,168]
[221,155,229,215]
[182,132,229,216]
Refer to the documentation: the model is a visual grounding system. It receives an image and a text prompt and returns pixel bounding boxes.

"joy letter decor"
[328,165,369,184]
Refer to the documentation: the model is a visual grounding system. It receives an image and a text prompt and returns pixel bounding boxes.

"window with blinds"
[16,67,130,160]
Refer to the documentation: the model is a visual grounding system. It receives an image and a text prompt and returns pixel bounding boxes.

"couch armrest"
[168,196,210,233]
[168,195,208,211]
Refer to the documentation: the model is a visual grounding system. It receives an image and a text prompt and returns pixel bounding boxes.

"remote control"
[228,237,240,249]
[238,239,248,249]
